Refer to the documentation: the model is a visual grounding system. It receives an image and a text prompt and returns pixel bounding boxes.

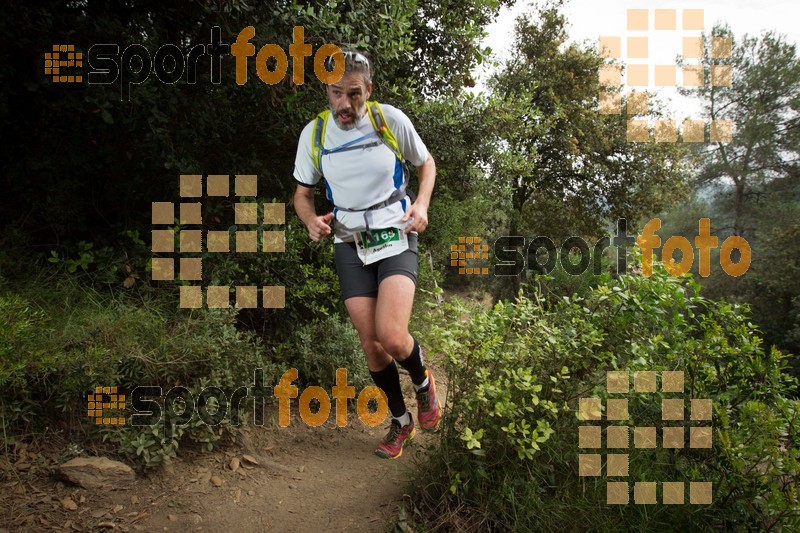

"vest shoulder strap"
[310,110,331,173]
[310,102,404,174]
[366,101,403,161]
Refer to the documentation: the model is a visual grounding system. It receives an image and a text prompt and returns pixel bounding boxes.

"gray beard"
[331,105,367,131]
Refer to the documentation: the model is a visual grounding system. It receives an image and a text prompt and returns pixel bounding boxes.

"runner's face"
[327,72,372,130]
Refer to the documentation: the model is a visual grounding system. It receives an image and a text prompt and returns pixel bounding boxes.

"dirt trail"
[1,374,443,532]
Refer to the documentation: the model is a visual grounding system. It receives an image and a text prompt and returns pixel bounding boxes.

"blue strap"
[321,129,380,156]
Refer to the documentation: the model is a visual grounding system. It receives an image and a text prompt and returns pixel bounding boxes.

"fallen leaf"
[61,497,78,511]
[241,455,259,466]
[229,458,240,472]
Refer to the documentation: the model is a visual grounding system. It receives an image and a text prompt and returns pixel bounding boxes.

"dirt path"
[1,373,443,532]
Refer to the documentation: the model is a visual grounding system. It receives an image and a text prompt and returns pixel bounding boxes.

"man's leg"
[344,296,392,372]
[344,295,415,459]
[344,296,407,417]
[374,275,416,362]
[376,275,426,385]
[376,274,440,430]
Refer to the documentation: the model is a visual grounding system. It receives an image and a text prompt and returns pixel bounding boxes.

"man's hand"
[307,212,334,241]
[402,152,435,234]
[401,202,428,234]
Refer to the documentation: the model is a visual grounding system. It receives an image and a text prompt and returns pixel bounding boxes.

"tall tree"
[679,26,800,238]
[665,27,800,357]
[489,2,688,296]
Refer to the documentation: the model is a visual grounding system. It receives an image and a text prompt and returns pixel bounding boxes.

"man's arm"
[293,185,333,242]
[401,152,436,234]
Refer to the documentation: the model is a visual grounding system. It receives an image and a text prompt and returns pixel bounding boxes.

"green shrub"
[275,314,370,391]
[414,262,799,531]
[0,277,278,469]
[1,293,50,389]
[531,246,613,304]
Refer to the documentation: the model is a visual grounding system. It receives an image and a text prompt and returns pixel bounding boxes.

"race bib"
[354,227,408,265]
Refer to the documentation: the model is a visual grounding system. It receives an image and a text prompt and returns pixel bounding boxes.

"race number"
[355,227,408,265]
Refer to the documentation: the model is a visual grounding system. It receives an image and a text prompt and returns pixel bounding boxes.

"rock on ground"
[58,457,135,489]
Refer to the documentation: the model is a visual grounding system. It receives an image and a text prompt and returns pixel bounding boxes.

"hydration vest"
[309,101,415,242]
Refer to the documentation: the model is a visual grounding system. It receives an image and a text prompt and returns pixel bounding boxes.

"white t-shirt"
[293,103,429,243]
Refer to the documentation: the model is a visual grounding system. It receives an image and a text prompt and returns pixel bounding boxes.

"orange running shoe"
[416,371,441,430]
[375,416,415,459]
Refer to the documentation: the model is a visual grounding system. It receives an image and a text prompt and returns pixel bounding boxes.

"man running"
[292,49,440,459]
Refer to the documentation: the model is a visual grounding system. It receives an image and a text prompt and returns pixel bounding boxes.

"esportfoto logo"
[45,26,345,100]
[450,218,751,278]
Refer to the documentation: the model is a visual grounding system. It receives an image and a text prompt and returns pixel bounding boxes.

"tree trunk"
[734,178,745,236]
[498,178,529,301]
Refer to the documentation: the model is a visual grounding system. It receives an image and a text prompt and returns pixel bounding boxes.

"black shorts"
[334,233,419,300]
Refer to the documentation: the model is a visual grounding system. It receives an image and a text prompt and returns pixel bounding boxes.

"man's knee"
[360,338,383,358]
[377,330,410,358]
[361,340,392,371]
